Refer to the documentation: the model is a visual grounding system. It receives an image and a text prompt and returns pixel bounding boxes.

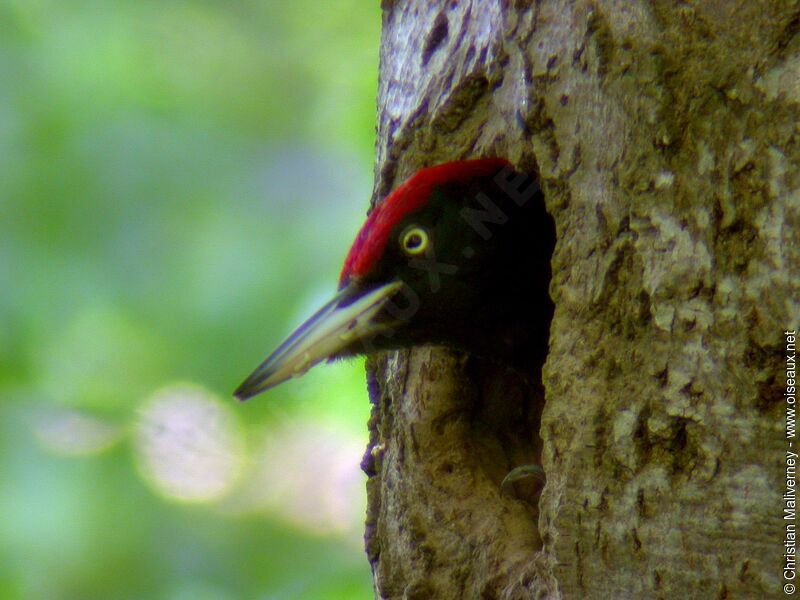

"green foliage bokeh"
[0,1,381,598]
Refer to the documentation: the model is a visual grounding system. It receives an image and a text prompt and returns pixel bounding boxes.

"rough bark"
[362,1,800,598]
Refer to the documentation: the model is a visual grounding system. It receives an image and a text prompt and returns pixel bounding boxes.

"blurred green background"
[0,1,382,598]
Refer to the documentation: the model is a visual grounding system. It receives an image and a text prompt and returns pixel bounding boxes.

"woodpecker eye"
[400,227,429,256]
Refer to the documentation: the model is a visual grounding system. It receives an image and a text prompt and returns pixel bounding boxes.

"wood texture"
[363,1,800,597]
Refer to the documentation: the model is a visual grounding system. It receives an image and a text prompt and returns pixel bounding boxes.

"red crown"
[339,158,511,285]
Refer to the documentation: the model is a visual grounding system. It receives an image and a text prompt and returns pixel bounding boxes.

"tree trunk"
[362,1,800,598]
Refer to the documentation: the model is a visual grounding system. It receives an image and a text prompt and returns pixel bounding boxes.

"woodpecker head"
[234,158,555,400]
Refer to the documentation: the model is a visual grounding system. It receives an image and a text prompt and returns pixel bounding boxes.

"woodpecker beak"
[234,280,404,400]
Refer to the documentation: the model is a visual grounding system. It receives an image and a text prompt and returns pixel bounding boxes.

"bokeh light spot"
[34,408,123,456]
[223,421,366,541]
[134,384,244,502]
